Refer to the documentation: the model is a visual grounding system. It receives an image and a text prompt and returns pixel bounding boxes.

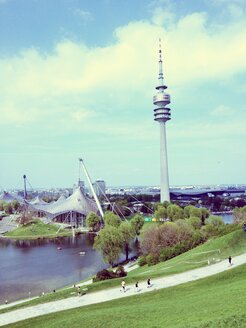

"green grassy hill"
[5,263,246,328]
[5,219,71,239]
[128,228,246,280]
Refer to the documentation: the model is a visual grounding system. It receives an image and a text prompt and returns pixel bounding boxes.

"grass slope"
[4,219,71,239]
[4,264,246,328]
[128,228,246,279]
[0,229,245,316]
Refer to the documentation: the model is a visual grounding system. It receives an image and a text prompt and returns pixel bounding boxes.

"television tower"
[153,40,171,202]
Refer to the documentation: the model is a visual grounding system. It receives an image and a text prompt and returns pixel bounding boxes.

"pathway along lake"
[0,234,138,303]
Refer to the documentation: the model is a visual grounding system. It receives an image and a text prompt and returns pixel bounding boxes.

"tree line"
[86,202,246,269]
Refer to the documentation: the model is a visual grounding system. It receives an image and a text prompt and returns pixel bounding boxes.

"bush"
[159,247,174,262]
[146,253,159,266]
[172,243,188,256]
[93,269,114,282]
[115,265,127,277]
[138,256,147,266]
[93,265,127,282]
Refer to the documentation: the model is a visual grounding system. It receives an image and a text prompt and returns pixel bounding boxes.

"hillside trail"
[0,253,246,326]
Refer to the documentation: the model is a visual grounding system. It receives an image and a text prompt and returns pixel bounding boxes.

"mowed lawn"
[5,219,71,239]
[4,263,246,328]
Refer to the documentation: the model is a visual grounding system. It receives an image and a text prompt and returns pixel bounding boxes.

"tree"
[188,216,202,229]
[184,205,202,219]
[184,205,193,219]
[140,222,181,256]
[212,196,223,211]
[11,200,20,212]
[119,222,134,261]
[0,200,7,211]
[202,215,225,237]
[162,201,170,208]
[131,214,144,240]
[154,205,167,220]
[86,212,100,232]
[167,204,184,221]
[3,203,13,215]
[189,207,202,219]
[19,211,33,226]
[104,211,121,227]
[205,215,224,227]
[233,206,246,224]
[113,200,131,217]
[200,207,209,224]
[93,226,123,266]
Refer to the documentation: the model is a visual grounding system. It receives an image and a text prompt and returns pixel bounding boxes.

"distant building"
[27,187,99,227]
[92,179,106,197]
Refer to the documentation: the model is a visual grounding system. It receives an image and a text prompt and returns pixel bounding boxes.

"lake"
[0,234,137,303]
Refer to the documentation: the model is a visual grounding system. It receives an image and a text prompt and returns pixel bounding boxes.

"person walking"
[228,256,232,266]
[147,278,152,288]
[135,281,139,292]
[121,280,126,292]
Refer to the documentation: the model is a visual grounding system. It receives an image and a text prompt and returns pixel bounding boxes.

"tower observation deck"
[153,40,171,202]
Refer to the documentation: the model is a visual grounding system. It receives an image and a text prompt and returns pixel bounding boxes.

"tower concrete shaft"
[159,122,170,202]
[153,40,171,202]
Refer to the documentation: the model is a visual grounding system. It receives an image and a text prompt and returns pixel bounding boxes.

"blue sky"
[0,0,245,189]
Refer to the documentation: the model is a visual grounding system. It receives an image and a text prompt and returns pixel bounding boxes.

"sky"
[0,0,245,189]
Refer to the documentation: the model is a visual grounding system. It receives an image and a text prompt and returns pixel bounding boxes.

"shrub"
[190,231,205,247]
[173,243,186,256]
[159,247,174,262]
[93,269,114,282]
[115,265,127,277]
[93,265,127,282]
[138,256,147,266]
[146,253,159,266]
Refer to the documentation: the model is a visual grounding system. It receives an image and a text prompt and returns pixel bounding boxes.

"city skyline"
[0,0,246,189]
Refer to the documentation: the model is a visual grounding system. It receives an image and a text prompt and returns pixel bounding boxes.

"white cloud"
[0,6,245,129]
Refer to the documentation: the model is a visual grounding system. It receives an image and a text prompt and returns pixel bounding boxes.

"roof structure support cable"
[79,158,104,219]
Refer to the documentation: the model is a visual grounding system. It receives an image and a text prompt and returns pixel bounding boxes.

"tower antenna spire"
[158,38,164,85]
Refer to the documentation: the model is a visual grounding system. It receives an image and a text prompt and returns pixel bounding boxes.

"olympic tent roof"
[0,192,18,203]
[29,196,49,206]
[28,187,99,218]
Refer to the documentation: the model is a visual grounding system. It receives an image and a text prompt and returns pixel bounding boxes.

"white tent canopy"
[27,187,99,219]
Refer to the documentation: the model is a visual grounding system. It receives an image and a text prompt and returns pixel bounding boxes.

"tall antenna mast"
[23,175,27,200]
[153,39,171,202]
[158,38,164,85]
[79,158,104,218]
